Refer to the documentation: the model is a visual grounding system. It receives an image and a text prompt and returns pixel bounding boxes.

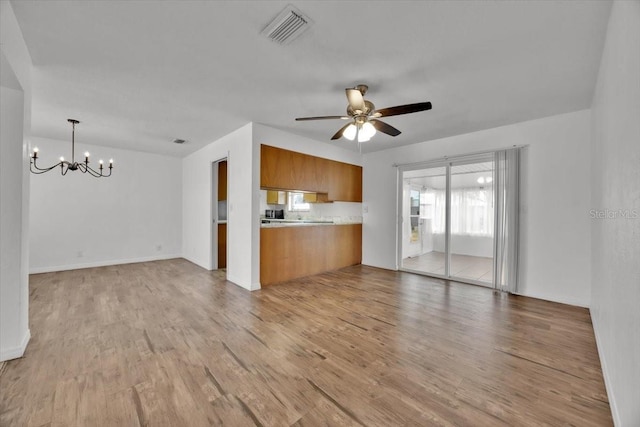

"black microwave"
[265,209,284,219]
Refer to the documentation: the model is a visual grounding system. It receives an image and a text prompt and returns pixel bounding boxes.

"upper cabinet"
[327,161,362,203]
[260,145,362,202]
[266,190,286,205]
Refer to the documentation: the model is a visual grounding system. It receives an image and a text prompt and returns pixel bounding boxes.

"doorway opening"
[400,156,495,287]
[212,159,228,272]
[399,148,520,292]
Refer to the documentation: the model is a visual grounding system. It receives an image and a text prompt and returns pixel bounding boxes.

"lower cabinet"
[260,224,362,286]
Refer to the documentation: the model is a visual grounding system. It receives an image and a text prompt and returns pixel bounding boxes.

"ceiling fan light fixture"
[294,84,432,142]
[361,121,376,139]
[343,123,357,141]
[357,130,371,143]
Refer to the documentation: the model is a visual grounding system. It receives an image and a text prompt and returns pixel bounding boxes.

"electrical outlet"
[156,244,162,251]
[77,250,84,258]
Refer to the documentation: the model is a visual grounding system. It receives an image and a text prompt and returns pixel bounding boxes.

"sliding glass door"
[400,153,505,289]
[448,159,495,285]
[401,166,447,277]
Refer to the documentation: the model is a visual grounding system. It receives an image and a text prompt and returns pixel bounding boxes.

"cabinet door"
[345,164,363,202]
[314,156,330,193]
[327,161,362,202]
[266,190,278,204]
[267,190,286,204]
[326,160,342,201]
[288,151,306,191]
[302,193,317,203]
[300,153,320,192]
[261,145,295,190]
[262,145,315,191]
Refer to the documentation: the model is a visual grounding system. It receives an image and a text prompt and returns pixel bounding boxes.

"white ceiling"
[11,1,612,157]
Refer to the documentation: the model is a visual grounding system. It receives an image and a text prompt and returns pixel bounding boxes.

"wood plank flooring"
[0,259,612,426]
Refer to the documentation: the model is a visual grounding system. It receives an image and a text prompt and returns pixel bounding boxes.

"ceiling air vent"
[261,5,312,45]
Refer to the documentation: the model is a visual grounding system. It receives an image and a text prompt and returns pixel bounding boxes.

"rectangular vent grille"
[262,5,312,45]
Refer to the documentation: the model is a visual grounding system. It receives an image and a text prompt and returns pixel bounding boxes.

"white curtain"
[494,149,520,293]
[426,188,494,236]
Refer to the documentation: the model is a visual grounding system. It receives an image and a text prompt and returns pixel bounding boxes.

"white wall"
[590,1,640,425]
[363,109,593,307]
[432,234,494,258]
[0,85,28,361]
[182,124,258,289]
[0,1,32,362]
[29,137,182,273]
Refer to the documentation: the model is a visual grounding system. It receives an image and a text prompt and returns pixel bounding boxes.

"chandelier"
[30,119,113,177]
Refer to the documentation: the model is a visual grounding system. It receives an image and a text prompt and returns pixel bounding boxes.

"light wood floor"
[1,259,611,426]
[403,251,494,283]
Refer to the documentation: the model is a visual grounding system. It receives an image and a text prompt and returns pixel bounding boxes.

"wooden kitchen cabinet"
[327,161,362,202]
[260,224,362,286]
[261,145,297,190]
[302,192,329,203]
[260,145,362,202]
[266,190,286,205]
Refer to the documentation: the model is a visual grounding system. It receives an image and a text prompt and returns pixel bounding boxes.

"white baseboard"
[0,329,30,362]
[513,290,589,308]
[225,274,252,291]
[181,255,210,271]
[590,309,620,426]
[29,254,182,274]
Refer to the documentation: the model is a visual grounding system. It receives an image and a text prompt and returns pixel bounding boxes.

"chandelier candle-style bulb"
[29,119,113,178]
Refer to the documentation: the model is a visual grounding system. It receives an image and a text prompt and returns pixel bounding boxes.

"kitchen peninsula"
[260,145,363,286]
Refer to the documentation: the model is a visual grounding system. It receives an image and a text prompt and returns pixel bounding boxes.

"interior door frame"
[397,152,497,288]
[211,157,228,270]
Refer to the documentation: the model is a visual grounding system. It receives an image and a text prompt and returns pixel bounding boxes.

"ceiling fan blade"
[345,88,365,112]
[371,119,401,137]
[374,102,432,118]
[295,116,350,121]
[331,122,352,140]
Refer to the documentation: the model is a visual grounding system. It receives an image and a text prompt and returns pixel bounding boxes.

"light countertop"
[261,219,361,228]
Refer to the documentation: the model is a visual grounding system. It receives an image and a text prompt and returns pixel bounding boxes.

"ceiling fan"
[295,84,432,142]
